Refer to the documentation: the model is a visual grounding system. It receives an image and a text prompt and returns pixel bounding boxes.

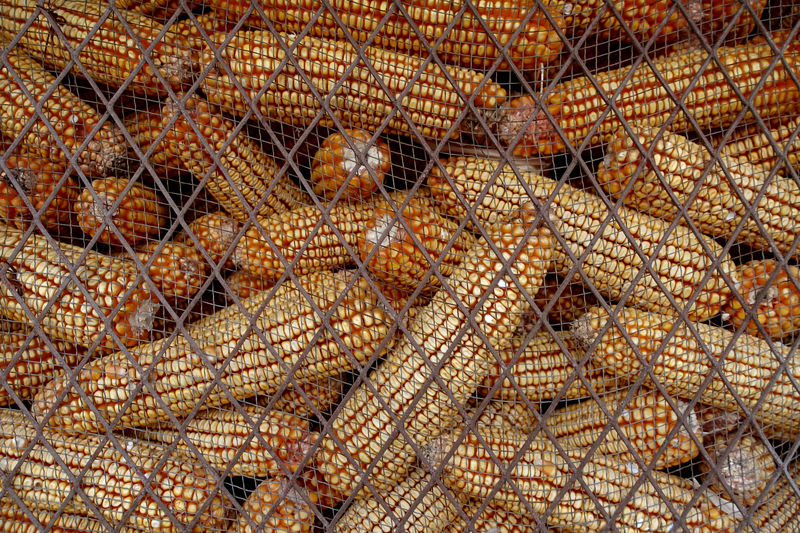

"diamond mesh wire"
[0,0,798,531]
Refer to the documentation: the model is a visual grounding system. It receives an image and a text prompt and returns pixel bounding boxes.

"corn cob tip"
[496,95,559,156]
[84,126,130,178]
[417,434,451,474]
[129,297,158,335]
[570,312,597,348]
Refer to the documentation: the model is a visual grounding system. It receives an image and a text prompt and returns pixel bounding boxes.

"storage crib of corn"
[0,0,799,531]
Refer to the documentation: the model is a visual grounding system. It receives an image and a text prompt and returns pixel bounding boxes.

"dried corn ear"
[0,49,127,177]
[443,501,545,533]
[313,212,554,500]
[263,373,344,420]
[123,105,185,179]
[200,30,508,144]
[231,478,316,533]
[197,0,562,71]
[132,239,212,308]
[75,177,169,248]
[0,0,195,95]
[0,319,84,405]
[160,93,308,222]
[177,210,240,271]
[471,399,541,432]
[481,329,597,404]
[0,222,157,349]
[573,306,800,439]
[0,500,143,533]
[222,269,276,302]
[173,14,236,50]
[310,129,390,202]
[717,115,800,176]
[543,0,700,43]
[534,274,599,325]
[122,0,199,22]
[546,388,702,469]
[748,461,800,531]
[424,428,739,531]
[699,0,769,44]
[232,199,377,281]
[334,468,458,533]
[700,432,776,506]
[0,152,79,233]
[32,269,391,433]
[499,39,800,156]
[429,156,737,321]
[0,409,227,532]
[145,404,316,478]
[597,126,800,254]
[358,193,474,291]
[724,259,800,340]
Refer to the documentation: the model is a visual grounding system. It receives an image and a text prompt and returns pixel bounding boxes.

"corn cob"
[358,193,475,291]
[232,200,376,281]
[748,461,800,532]
[75,177,169,248]
[262,373,345,419]
[231,478,316,533]
[534,274,599,325]
[312,213,554,501]
[597,126,800,255]
[333,467,459,533]
[700,432,776,507]
[32,269,391,433]
[177,210,240,271]
[0,319,85,405]
[197,0,562,72]
[424,428,739,531]
[144,404,316,478]
[0,152,79,234]
[222,269,276,302]
[498,39,800,156]
[699,0,769,44]
[0,222,157,350]
[443,501,545,533]
[123,105,185,179]
[546,388,702,469]
[131,239,212,308]
[232,191,434,281]
[310,129,391,202]
[429,156,737,321]
[159,93,308,222]
[0,0,195,96]
[723,259,800,340]
[122,0,199,22]
[0,49,127,177]
[0,500,145,533]
[573,305,800,440]
[716,116,800,177]
[543,0,700,43]
[471,398,541,431]
[173,14,237,50]
[0,408,228,532]
[480,329,597,404]
[200,30,508,144]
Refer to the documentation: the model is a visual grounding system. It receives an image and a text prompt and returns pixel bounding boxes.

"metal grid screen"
[0,0,798,531]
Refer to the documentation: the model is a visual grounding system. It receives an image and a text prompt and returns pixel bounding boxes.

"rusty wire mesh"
[0,0,799,531]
